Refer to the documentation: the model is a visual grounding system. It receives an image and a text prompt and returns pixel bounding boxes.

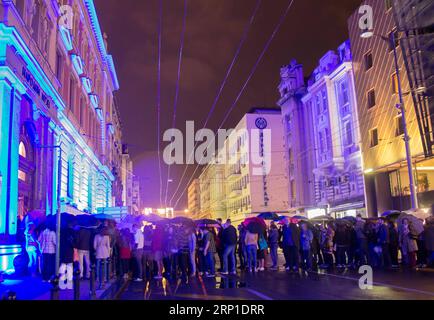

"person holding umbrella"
[281,217,300,272]
[244,228,258,273]
[399,218,418,268]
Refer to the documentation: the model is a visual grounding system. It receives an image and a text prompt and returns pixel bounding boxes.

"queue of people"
[17,210,434,289]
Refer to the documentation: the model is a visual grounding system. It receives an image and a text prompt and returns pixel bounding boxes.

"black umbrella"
[257,212,279,220]
[342,216,357,224]
[335,218,353,227]
[310,215,334,222]
[171,216,196,227]
[246,222,266,234]
[196,219,219,225]
[93,213,115,220]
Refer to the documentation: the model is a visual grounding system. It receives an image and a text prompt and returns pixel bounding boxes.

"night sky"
[95,0,362,209]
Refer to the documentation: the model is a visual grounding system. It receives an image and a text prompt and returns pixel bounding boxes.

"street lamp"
[360,28,419,210]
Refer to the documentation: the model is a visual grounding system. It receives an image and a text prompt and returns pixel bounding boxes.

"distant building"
[121,144,134,209]
[187,179,201,219]
[348,0,434,215]
[132,176,141,214]
[193,108,289,225]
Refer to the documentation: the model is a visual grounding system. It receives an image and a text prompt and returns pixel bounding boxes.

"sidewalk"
[0,275,121,300]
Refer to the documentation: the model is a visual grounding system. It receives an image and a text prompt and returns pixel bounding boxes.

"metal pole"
[55,146,62,273]
[391,31,419,209]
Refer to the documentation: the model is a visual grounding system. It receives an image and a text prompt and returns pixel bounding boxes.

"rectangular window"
[69,78,76,111]
[388,30,400,51]
[364,51,373,71]
[370,128,379,147]
[367,89,376,109]
[345,121,353,145]
[316,95,321,115]
[79,96,84,127]
[55,51,62,80]
[395,115,404,136]
[391,72,399,94]
[341,81,349,105]
[319,132,325,153]
[322,90,328,112]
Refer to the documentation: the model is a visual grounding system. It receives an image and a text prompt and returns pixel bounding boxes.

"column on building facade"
[0,69,26,236]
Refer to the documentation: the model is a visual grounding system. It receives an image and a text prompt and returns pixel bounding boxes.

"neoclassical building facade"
[0,0,121,268]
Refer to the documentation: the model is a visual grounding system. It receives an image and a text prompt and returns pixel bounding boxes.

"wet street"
[118,267,434,300]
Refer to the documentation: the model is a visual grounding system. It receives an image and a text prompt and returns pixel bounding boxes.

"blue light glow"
[89,94,99,109]
[59,26,73,51]
[81,77,92,94]
[71,54,84,76]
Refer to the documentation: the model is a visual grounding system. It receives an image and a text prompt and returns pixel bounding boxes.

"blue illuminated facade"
[0,0,122,269]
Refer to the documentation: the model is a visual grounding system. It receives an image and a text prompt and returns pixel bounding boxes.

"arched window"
[19,141,27,158]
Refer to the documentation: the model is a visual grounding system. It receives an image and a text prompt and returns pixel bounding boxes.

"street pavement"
[119,268,434,300]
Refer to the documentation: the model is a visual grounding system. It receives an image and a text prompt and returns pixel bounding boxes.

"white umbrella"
[397,212,424,235]
[404,209,432,221]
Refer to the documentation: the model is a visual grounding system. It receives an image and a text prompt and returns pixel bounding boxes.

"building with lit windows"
[301,41,365,218]
[193,108,289,225]
[348,0,434,216]
[198,162,226,220]
[121,143,133,209]
[0,0,121,270]
[187,178,200,219]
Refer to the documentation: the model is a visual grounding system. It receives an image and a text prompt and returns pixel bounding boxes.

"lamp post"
[360,29,419,210]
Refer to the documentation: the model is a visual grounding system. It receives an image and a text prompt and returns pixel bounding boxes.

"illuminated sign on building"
[21,67,52,109]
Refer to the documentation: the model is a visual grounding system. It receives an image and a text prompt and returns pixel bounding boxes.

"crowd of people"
[19,209,434,289]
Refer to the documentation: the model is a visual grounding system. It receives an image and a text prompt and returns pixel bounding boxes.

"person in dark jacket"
[237,224,247,270]
[281,218,300,271]
[221,219,238,275]
[268,222,279,270]
[334,224,351,268]
[75,227,91,279]
[388,221,399,268]
[377,218,391,268]
[59,224,75,290]
[424,216,434,267]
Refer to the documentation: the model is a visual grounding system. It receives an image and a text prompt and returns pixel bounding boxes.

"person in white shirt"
[38,226,56,281]
[93,228,111,289]
[132,224,144,282]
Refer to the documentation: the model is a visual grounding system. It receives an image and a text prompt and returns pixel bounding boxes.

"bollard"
[50,275,60,300]
[73,267,81,300]
[89,264,96,300]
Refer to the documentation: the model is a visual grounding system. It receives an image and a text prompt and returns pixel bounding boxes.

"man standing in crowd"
[377,218,391,268]
[38,225,56,281]
[221,219,238,275]
[132,224,144,282]
[75,227,91,280]
[143,226,153,280]
[268,222,279,270]
[203,228,217,277]
[281,218,300,271]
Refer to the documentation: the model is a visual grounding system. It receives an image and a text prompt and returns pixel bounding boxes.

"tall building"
[301,41,365,218]
[121,144,134,209]
[132,176,141,214]
[187,178,200,219]
[193,108,289,225]
[348,0,434,216]
[0,0,121,269]
[277,61,316,215]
